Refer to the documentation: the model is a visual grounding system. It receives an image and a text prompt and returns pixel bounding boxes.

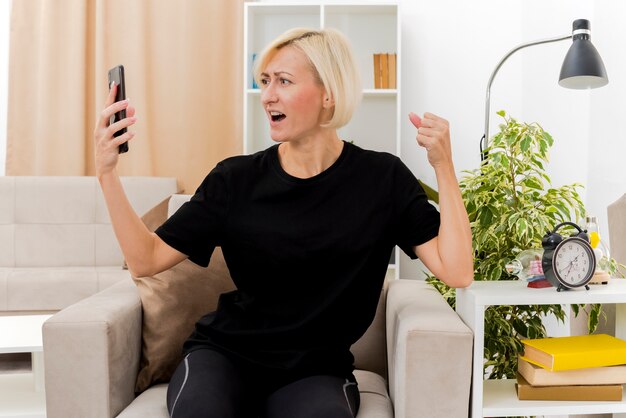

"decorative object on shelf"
[481,18,608,161]
[251,53,258,89]
[541,221,596,291]
[373,53,396,89]
[505,248,549,288]
[585,215,612,284]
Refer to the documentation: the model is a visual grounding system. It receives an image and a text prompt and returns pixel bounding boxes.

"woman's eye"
[260,78,269,86]
[280,78,291,85]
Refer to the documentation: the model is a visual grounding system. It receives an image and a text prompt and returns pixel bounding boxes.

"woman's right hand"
[94,82,137,177]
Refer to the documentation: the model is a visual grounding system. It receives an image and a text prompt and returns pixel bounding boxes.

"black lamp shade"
[559,19,608,89]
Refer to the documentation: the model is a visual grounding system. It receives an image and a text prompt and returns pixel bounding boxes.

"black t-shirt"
[155,141,440,378]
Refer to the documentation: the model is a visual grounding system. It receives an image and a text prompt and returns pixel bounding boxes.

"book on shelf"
[526,278,552,288]
[521,333,626,371]
[373,54,381,89]
[518,356,626,386]
[516,373,623,401]
[380,53,389,89]
[388,53,396,89]
[372,53,397,89]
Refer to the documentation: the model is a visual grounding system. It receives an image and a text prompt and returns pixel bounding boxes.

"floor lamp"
[481,19,608,161]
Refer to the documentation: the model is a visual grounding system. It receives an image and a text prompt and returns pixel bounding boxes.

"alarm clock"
[541,221,596,292]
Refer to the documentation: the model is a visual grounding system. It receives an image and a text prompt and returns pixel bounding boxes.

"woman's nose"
[261,82,277,105]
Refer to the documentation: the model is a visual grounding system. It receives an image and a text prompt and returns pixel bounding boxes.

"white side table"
[0,314,52,418]
[456,279,626,418]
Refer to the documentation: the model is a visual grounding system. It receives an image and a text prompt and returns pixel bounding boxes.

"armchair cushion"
[133,254,234,392]
[132,196,236,392]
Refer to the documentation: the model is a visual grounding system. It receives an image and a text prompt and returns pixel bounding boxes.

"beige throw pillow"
[132,197,235,393]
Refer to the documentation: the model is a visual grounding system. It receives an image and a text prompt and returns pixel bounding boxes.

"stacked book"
[373,53,397,89]
[517,334,626,401]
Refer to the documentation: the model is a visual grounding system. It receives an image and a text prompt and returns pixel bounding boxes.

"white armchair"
[44,276,473,418]
[43,195,473,418]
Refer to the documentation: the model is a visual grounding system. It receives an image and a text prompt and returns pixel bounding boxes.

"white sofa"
[0,176,179,313]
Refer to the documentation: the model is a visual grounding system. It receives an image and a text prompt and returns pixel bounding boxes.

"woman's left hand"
[409,111,473,288]
[409,112,452,169]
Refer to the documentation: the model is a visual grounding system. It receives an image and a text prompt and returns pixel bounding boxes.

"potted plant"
[427,110,620,380]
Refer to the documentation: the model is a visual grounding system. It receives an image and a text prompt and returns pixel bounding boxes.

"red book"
[527,279,552,288]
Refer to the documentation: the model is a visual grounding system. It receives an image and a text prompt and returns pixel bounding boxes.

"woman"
[94,28,473,418]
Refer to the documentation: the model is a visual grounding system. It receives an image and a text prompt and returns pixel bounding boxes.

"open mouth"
[270,111,286,122]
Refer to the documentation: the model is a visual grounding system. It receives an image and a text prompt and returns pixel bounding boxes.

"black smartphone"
[107,65,129,153]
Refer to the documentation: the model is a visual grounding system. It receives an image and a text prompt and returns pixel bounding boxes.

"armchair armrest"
[386,280,473,418]
[43,279,142,418]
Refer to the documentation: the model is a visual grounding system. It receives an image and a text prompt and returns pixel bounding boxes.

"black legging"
[166,348,360,418]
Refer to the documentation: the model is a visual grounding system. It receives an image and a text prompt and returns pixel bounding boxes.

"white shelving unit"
[243,2,401,276]
[456,280,626,417]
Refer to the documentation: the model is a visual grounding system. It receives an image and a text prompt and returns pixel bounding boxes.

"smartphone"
[107,65,129,153]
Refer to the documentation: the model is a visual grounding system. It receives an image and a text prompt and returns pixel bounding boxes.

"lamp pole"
[482,34,571,160]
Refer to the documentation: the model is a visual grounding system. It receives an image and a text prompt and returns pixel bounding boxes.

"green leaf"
[520,136,532,153]
[505,132,517,146]
[522,177,544,190]
[516,218,529,238]
[500,154,510,170]
[508,213,520,228]
[478,205,494,227]
[553,200,571,218]
[543,130,554,146]
[465,199,476,216]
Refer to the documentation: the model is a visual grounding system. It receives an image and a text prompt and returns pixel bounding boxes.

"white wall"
[0,0,11,176]
[588,1,626,247]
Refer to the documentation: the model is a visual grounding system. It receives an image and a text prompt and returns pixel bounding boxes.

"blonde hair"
[254,28,362,129]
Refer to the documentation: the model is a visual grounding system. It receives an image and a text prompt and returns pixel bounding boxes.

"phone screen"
[107,65,129,153]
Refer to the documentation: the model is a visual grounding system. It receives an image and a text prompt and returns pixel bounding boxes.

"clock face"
[553,237,596,288]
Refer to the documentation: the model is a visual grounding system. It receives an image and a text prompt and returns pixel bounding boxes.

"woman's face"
[260,46,330,143]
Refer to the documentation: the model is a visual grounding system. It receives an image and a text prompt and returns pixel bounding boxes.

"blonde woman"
[94,28,472,418]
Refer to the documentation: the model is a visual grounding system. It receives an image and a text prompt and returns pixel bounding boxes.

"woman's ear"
[322,91,335,109]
